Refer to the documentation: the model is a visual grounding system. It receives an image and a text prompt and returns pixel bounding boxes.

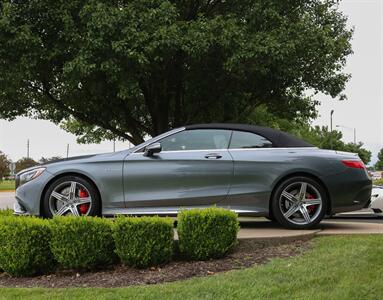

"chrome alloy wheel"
[279,182,322,225]
[48,181,92,216]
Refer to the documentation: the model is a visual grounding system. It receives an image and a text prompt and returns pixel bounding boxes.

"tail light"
[342,160,365,169]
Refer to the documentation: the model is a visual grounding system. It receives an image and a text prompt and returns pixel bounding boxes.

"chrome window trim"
[228,147,318,151]
[130,147,318,155]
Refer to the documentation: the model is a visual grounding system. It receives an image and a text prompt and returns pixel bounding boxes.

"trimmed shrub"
[177,208,240,260]
[113,216,174,268]
[50,217,115,270]
[0,217,54,276]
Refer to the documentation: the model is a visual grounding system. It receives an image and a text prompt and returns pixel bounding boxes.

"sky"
[0,0,382,165]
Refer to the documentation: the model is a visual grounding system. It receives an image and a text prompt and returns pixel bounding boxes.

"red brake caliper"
[78,189,89,215]
[307,194,317,214]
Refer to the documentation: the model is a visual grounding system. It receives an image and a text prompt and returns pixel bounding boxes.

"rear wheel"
[42,176,101,218]
[271,176,327,229]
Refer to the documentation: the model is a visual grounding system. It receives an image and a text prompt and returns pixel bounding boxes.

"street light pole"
[27,139,30,158]
[330,110,334,149]
[336,125,356,144]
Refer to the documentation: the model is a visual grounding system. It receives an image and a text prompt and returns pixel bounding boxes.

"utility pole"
[66,144,69,158]
[27,139,30,158]
[113,140,116,152]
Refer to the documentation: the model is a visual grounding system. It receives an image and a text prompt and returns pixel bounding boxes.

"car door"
[123,129,233,208]
[123,129,233,209]
[219,130,275,213]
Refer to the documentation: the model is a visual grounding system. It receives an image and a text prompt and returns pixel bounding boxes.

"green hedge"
[0,209,13,217]
[0,208,239,276]
[50,217,115,270]
[113,216,174,268]
[0,217,54,276]
[177,208,239,260]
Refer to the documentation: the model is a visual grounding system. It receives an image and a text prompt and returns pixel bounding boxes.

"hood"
[41,154,99,166]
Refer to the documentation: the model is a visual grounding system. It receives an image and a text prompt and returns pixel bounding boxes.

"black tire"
[42,175,101,218]
[271,176,328,229]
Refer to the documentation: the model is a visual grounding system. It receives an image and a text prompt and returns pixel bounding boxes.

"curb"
[0,190,14,193]
[237,229,321,245]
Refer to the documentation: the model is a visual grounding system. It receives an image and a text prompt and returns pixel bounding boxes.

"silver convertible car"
[14,124,372,229]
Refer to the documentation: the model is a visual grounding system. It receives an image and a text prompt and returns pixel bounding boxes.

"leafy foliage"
[0,151,10,179]
[246,106,371,164]
[375,149,383,170]
[177,208,239,260]
[15,157,37,173]
[49,217,115,270]
[112,216,174,268]
[39,156,62,164]
[0,217,54,276]
[0,0,353,144]
[0,208,13,216]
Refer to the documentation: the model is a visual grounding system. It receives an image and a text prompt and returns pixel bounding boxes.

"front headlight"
[18,167,46,187]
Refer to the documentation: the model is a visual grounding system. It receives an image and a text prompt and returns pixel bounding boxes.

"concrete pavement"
[237,217,383,240]
[0,191,14,209]
[1,191,383,239]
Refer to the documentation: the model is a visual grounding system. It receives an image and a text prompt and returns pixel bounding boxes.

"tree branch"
[39,84,142,145]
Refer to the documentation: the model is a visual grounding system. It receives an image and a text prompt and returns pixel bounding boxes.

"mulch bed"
[0,238,312,288]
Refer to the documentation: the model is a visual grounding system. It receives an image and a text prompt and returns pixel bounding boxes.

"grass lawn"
[0,180,15,191]
[1,235,382,299]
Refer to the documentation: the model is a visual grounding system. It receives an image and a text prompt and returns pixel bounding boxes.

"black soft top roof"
[185,123,314,148]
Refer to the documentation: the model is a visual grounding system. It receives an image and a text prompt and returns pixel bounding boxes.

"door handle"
[204,153,222,159]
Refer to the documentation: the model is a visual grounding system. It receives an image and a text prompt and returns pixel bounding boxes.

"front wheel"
[271,176,327,229]
[42,176,101,218]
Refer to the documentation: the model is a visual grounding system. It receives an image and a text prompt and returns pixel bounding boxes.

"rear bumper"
[323,171,372,214]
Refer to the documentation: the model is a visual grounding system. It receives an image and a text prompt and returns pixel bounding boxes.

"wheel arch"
[40,172,102,216]
[269,172,332,216]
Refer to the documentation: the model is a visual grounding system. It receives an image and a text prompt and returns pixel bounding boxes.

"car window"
[159,129,232,151]
[229,131,273,149]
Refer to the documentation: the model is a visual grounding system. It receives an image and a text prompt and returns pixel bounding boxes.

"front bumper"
[14,170,53,216]
[13,202,30,216]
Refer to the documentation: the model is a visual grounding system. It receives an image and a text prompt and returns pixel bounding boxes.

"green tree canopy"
[0,151,10,179]
[0,0,353,144]
[15,157,37,173]
[247,106,371,164]
[39,156,62,164]
[375,149,383,170]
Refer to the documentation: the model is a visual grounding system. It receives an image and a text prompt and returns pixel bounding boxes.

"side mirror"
[144,142,162,157]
